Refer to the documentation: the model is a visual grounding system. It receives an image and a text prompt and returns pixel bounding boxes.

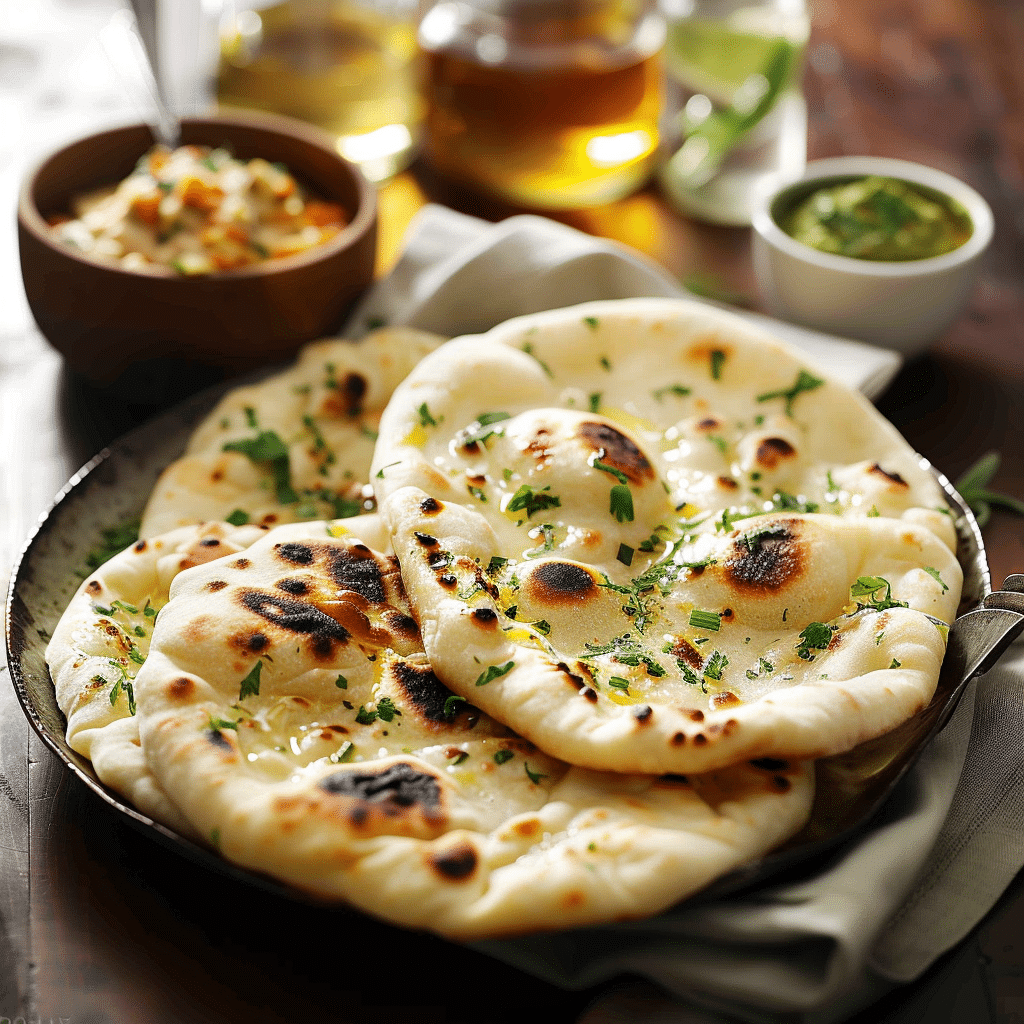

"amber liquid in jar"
[420,2,664,209]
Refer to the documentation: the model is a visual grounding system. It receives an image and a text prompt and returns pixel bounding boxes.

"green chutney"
[779,175,973,261]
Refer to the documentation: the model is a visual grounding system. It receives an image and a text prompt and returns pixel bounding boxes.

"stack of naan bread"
[46,298,962,939]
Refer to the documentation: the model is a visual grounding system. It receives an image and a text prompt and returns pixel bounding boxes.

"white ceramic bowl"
[751,156,994,357]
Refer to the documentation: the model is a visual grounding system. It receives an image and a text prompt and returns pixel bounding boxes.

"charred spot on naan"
[386,657,480,727]
[755,437,798,470]
[318,760,449,837]
[428,840,479,881]
[868,463,910,489]
[723,519,806,594]
[237,589,351,661]
[577,421,655,484]
[320,370,367,419]
[520,560,601,606]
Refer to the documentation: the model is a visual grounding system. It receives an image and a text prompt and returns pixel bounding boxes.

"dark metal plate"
[1,390,1001,911]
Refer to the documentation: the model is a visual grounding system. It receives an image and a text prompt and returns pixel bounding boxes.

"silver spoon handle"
[98,7,180,149]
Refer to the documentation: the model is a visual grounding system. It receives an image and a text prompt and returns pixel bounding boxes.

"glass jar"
[418,0,666,209]
[216,0,425,182]
[658,0,810,225]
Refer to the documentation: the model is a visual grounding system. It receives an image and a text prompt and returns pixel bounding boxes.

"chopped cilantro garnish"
[460,411,511,448]
[583,635,666,676]
[334,674,348,689]
[524,523,557,558]
[493,749,514,765]
[796,621,833,660]
[688,609,721,632]
[223,430,297,504]
[507,484,561,519]
[588,392,602,412]
[375,696,400,722]
[487,555,509,574]
[331,741,355,763]
[583,316,600,330]
[239,660,263,700]
[225,508,250,526]
[522,342,553,377]
[443,694,467,718]
[889,658,902,669]
[524,763,547,784]
[756,369,826,416]
[599,355,612,371]
[355,705,377,724]
[475,661,515,686]
[417,402,439,428]
[590,457,629,485]
[710,349,726,380]
[609,484,635,523]
[923,566,949,592]
[703,650,729,680]
[850,576,908,612]
[84,517,141,571]
[653,384,692,401]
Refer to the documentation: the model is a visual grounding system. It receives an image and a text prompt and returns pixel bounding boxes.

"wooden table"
[1,0,1022,1021]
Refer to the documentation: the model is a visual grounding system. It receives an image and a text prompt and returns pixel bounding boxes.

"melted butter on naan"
[372,298,962,775]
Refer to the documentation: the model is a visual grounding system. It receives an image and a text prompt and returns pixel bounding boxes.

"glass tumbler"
[658,0,810,225]
[418,0,666,209]
[216,0,425,182]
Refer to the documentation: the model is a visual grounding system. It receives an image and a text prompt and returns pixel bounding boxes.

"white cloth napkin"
[345,205,1024,1023]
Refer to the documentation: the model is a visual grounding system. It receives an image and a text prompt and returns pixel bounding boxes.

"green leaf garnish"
[507,484,561,519]
[375,696,400,722]
[688,609,722,632]
[475,661,515,686]
[796,621,833,660]
[609,484,635,523]
[850,576,908,612]
[225,508,251,526]
[583,316,600,330]
[443,694,467,717]
[616,543,635,567]
[239,660,263,700]
[923,566,949,592]
[756,369,826,416]
[710,349,726,380]
[653,384,692,401]
[524,762,547,784]
[223,430,297,504]
[493,749,514,765]
[608,676,631,691]
[334,674,348,689]
[955,452,1024,529]
[417,402,439,428]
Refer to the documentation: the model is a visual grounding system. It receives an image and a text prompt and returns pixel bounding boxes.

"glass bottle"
[216,0,425,182]
[658,0,809,225]
[417,0,666,209]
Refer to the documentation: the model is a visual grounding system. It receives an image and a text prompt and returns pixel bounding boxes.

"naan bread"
[131,517,814,938]
[45,520,271,833]
[372,298,962,774]
[140,327,445,538]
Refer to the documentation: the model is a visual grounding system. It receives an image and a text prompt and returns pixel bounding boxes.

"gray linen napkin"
[344,205,1023,1023]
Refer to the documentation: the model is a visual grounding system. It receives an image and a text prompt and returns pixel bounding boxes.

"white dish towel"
[346,204,1024,1023]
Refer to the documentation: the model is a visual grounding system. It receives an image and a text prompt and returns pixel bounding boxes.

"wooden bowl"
[18,112,377,384]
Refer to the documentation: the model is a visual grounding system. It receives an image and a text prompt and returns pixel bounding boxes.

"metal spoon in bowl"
[98,5,180,149]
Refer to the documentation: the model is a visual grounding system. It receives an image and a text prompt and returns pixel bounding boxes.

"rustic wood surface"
[1,0,1022,1021]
